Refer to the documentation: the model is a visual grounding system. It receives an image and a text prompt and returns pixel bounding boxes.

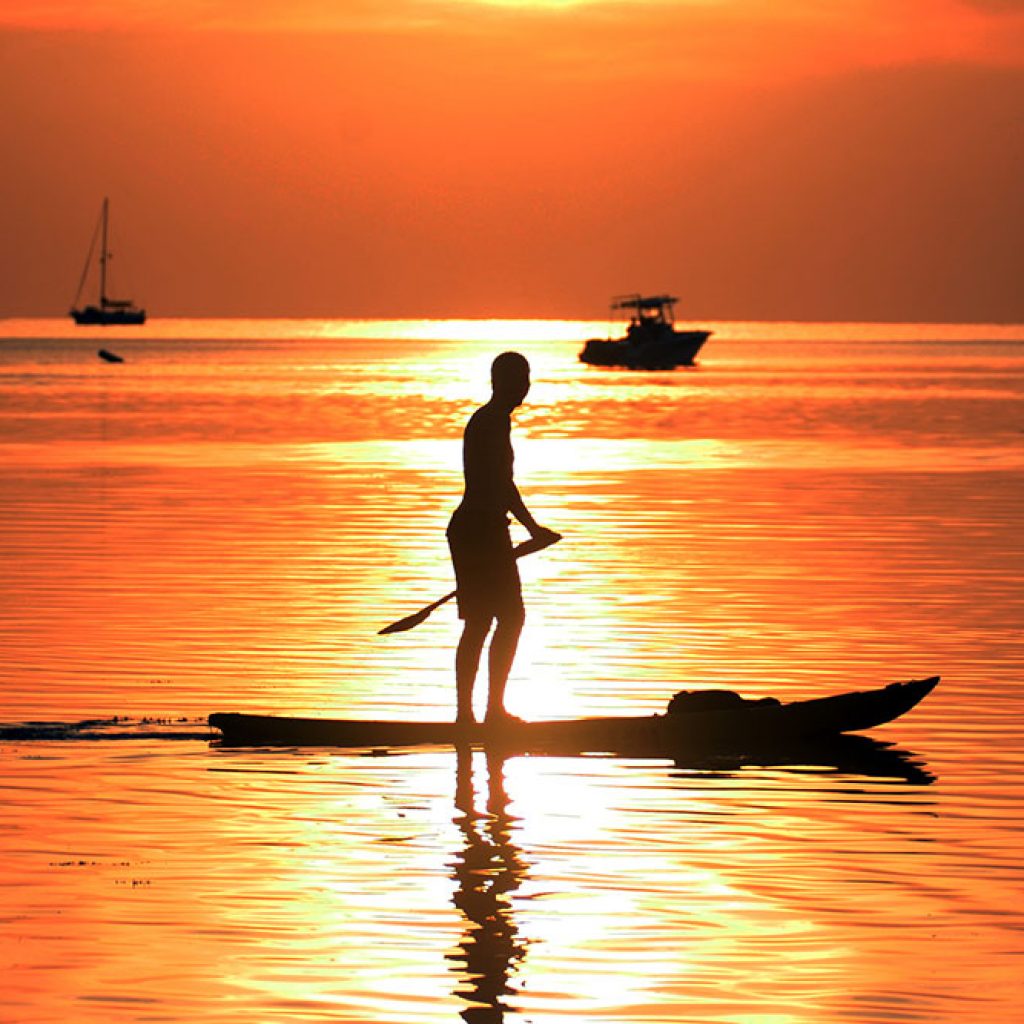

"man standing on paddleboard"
[447,352,561,725]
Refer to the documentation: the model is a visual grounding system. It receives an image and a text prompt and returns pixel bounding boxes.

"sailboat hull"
[71,306,146,326]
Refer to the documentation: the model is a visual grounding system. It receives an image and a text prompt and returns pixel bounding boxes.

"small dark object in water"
[98,349,124,363]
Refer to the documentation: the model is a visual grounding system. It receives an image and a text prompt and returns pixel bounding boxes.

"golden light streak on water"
[1,319,1023,1022]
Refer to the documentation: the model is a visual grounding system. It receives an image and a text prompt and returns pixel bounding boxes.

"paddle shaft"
[378,532,560,635]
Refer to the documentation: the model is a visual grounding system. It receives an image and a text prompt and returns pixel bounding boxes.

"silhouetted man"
[447,352,560,724]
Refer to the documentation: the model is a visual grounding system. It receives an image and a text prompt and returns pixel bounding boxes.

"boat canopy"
[611,293,678,324]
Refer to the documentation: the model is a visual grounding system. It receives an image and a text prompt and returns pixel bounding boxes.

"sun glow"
[4,0,1022,321]
[329,319,603,344]
[464,0,602,7]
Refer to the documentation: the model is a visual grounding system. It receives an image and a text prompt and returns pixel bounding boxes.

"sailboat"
[70,198,146,325]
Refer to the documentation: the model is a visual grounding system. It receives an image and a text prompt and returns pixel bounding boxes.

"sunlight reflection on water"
[4,738,1017,1023]
[1,322,1023,1022]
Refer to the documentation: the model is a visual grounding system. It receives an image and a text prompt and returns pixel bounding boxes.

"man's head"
[490,351,531,408]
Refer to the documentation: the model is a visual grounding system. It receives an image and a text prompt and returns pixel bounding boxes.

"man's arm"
[466,406,560,541]
[506,481,542,536]
[505,454,560,544]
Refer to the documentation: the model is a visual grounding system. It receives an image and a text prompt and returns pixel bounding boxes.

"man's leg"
[485,606,525,721]
[455,615,492,723]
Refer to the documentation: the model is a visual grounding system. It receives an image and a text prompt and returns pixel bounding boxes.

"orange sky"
[2,0,1022,319]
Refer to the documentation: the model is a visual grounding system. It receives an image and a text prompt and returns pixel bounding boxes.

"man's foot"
[483,709,524,727]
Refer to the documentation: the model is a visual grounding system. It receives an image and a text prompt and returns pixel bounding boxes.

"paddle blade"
[378,608,433,635]
[379,588,458,635]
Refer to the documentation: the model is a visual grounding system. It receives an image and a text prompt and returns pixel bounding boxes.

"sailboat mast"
[99,197,109,306]
[70,196,146,325]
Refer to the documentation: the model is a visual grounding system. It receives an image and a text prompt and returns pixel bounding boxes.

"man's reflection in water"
[449,744,529,1023]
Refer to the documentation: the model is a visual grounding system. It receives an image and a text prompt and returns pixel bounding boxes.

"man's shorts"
[446,510,523,621]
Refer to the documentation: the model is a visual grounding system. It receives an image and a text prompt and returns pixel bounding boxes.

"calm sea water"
[2,318,1022,1022]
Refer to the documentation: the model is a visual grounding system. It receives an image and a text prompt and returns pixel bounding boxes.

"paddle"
[378,532,561,635]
